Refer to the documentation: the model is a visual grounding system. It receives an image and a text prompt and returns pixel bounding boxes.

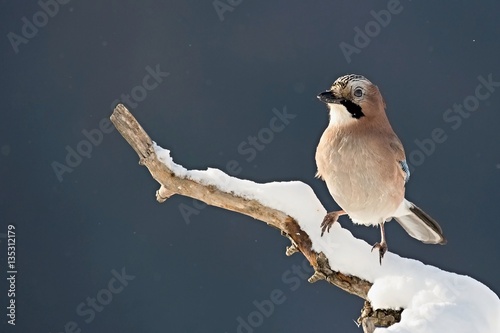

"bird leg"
[320,210,346,236]
[371,222,388,265]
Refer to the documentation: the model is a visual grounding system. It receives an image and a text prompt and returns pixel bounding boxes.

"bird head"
[318,74,386,124]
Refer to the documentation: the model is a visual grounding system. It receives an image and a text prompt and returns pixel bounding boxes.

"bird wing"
[389,138,409,184]
[399,160,410,183]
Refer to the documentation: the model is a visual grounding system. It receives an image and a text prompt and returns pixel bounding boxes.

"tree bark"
[110,104,402,330]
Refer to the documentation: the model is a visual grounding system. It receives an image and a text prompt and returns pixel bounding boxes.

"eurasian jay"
[315,74,446,263]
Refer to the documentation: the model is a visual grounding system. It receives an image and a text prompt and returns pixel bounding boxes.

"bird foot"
[371,242,388,265]
[320,211,342,236]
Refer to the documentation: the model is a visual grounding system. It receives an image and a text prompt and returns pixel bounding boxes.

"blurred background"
[1,1,499,332]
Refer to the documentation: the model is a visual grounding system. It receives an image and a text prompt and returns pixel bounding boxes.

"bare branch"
[110,104,402,328]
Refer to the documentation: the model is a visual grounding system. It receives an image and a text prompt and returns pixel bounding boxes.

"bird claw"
[320,212,341,236]
[371,242,388,265]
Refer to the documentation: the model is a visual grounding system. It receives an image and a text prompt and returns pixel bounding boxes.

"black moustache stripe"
[340,100,365,119]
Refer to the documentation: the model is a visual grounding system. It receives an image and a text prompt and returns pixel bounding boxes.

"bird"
[315,74,446,264]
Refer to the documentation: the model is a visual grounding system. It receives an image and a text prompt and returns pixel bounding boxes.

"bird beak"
[317,91,341,104]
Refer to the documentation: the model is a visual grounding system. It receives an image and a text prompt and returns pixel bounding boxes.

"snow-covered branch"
[110,104,499,333]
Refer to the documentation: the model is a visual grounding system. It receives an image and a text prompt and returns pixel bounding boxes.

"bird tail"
[393,199,447,245]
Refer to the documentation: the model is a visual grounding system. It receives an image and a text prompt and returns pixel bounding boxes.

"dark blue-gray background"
[1,0,499,332]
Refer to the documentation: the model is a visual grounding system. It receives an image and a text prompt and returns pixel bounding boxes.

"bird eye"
[353,88,363,97]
